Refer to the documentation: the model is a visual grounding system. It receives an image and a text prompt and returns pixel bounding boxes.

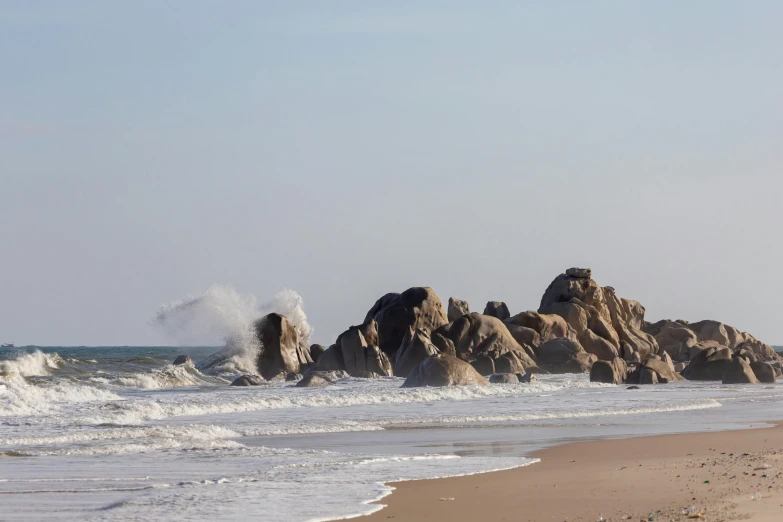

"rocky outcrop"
[590,357,628,384]
[538,269,658,362]
[309,344,326,363]
[317,325,393,377]
[295,370,348,388]
[483,301,510,321]
[365,287,448,359]
[489,373,519,384]
[750,361,776,383]
[431,313,537,372]
[231,375,262,386]
[645,319,778,364]
[722,356,759,384]
[394,328,440,378]
[172,355,191,366]
[255,313,314,380]
[535,338,596,374]
[447,297,470,322]
[403,354,489,388]
[628,357,685,384]
[505,311,574,343]
[681,346,733,381]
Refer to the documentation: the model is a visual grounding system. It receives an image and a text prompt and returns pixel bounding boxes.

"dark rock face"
[394,328,440,378]
[628,358,684,384]
[295,371,347,388]
[309,344,326,363]
[483,301,510,321]
[231,375,262,386]
[590,357,628,384]
[489,373,519,384]
[403,354,489,388]
[750,361,776,383]
[255,313,314,380]
[172,355,191,366]
[681,346,733,381]
[447,297,470,322]
[317,325,393,377]
[722,356,759,384]
[535,338,596,373]
[364,287,448,360]
[517,372,537,383]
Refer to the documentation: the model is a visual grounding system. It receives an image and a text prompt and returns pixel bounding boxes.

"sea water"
[2,345,783,521]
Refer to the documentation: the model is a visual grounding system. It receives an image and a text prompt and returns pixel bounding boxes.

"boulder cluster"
[229,268,780,388]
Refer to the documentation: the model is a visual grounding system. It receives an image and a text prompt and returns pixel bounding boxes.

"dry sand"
[363,423,783,522]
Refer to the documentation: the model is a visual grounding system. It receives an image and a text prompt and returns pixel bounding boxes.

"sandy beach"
[364,423,783,522]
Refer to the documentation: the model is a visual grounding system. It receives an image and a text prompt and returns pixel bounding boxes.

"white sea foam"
[0,375,121,416]
[0,350,63,377]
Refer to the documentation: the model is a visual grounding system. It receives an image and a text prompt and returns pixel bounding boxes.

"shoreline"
[360,421,783,522]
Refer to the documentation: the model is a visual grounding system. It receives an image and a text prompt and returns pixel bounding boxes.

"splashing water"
[153,285,314,376]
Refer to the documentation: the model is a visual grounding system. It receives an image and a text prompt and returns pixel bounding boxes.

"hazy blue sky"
[1,1,781,346]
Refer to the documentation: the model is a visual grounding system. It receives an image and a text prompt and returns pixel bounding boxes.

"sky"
[1,1,782,346]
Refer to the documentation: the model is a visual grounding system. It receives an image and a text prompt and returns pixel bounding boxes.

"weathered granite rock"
[365,287,448,359]
[722,356,759,384]
[309,344,326,363]
[172,355,191,366]
[589,357,628,384]
[517,372,537,383]
[566,267,592,279]
[489,373,519,384]
[483,301,510,321]
[255,313,314,380]
[535,338,596,374]
[285,373,302,382]
[403,354,489,388]
[750,361,776,383]
[394,328,440,378]
[431,313,537,371]
[295,370,348,388]
[505,311,575,343]
[681,346,733,381]
[231,375,262,386]
[318,326,392,377]
[629,357,684,384]
[447,297,471,322]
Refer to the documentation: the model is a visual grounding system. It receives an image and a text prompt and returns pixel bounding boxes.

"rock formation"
[403,354,489,387]
[364,287,448,360]
[255,313,314,380]
[483,301,510,321]
[447,297,470,322]
[316,323,393,377]
[394,327,440,378]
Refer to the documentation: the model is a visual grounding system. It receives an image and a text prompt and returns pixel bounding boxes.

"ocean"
[2,344,783,521]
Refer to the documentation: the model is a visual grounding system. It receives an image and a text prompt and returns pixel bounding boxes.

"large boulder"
[535,338,596,373]
[681,346,733,381]
[483,301,510,321]
[394,328,440,378]
[750,361,776,383]
[489,373,519,384]
[447,297,470,322]
[172,355,191,366]
[589,357,628,384]
[231,375,262,386]
[317,325,392,377]
[431,313,537,371]
[628,357,684,384]
[505,311,575,343]
[364,287,448,359]
[403,354,489,388]
[255,313,314,380]
[309,344,326,363]
[296,370,348,388]
[722,356,759,384]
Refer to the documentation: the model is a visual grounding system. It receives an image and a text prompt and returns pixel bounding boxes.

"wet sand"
[363,422,783,521]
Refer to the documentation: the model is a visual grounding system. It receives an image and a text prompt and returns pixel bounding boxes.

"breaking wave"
[153,285,314,377]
